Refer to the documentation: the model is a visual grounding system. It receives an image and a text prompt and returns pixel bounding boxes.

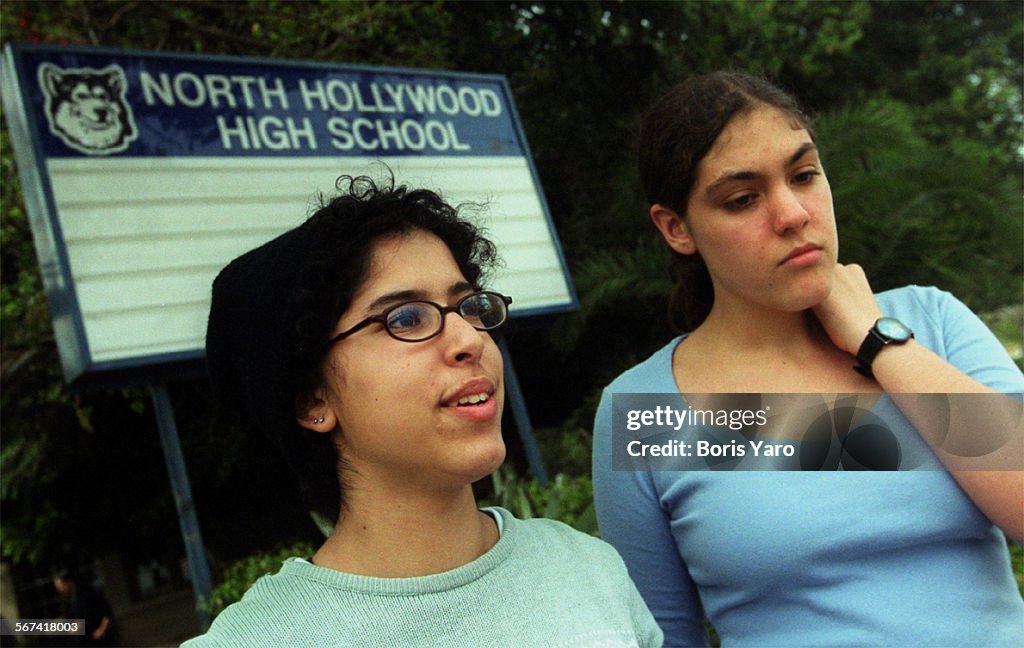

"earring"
[312,416,325,425]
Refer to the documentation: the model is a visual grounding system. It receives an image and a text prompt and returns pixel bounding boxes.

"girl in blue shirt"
[594,71,1023,647]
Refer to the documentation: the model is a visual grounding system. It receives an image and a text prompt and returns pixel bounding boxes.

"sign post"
[149,383,212,626]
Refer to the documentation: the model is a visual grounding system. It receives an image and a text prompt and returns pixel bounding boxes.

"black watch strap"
[854,331,886,377]
[854,318,914,378]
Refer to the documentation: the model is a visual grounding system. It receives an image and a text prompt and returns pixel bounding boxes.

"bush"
[201,541,314,620]
[481,465,598,536]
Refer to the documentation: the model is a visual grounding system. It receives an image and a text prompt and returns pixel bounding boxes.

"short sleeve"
[902,286,1024,392]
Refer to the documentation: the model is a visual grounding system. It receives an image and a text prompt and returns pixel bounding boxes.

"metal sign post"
[498,337,548,485]
[148,382,212,628]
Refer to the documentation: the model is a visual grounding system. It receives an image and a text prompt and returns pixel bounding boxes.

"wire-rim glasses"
[326,291,513,345]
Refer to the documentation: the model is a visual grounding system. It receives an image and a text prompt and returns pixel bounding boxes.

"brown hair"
[638,71,812,330]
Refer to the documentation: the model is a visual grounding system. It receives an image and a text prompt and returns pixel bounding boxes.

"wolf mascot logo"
[39,63,138,155]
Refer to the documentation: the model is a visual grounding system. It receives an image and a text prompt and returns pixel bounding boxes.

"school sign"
[2,43,577,384]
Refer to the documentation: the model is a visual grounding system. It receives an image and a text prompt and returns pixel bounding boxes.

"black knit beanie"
[205,221,341,520]
[207,224,315,433]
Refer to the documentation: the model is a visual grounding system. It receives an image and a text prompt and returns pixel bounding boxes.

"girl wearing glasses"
[186,176,661,647]
[593,72,1024,646]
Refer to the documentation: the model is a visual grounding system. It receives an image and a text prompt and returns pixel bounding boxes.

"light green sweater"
[182,507,662,647]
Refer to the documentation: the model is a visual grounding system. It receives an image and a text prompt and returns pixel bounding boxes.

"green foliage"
[842,1,1023,176]
[481,466,598,537]
[535,423,593,480]
[0,499,65,565]
[666,0,872,78]
[1011,541,1024,597]
[1,0,455,67]
[201,541,314,620]
[0,131,49,350]
[817,98,1023,313]
[0,98,79,523]
[551,238,674,351]
[1,111,101,563]
[533,389,604,477]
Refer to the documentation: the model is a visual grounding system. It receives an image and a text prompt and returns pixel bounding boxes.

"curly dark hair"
[206,175,499,524]
[638,71,813,331]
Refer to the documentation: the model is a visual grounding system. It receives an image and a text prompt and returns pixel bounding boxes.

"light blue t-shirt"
[593,286,1024,647]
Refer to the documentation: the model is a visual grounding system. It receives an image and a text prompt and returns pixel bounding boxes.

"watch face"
[876,317,913,341]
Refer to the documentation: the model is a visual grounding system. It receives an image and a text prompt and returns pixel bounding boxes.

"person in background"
[593,71,1024,647]
[183,175,662,647]
[53,568,113,646]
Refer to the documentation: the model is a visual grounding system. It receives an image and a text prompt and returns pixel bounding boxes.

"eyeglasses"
[326,291,513,345]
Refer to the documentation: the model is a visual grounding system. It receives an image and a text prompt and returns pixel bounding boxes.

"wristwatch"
[854,317,914,377]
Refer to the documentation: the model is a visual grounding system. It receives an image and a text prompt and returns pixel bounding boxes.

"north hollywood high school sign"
[3,43,576,384]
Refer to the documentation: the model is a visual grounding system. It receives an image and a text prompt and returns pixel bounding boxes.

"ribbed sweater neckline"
[277,506,517,596]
